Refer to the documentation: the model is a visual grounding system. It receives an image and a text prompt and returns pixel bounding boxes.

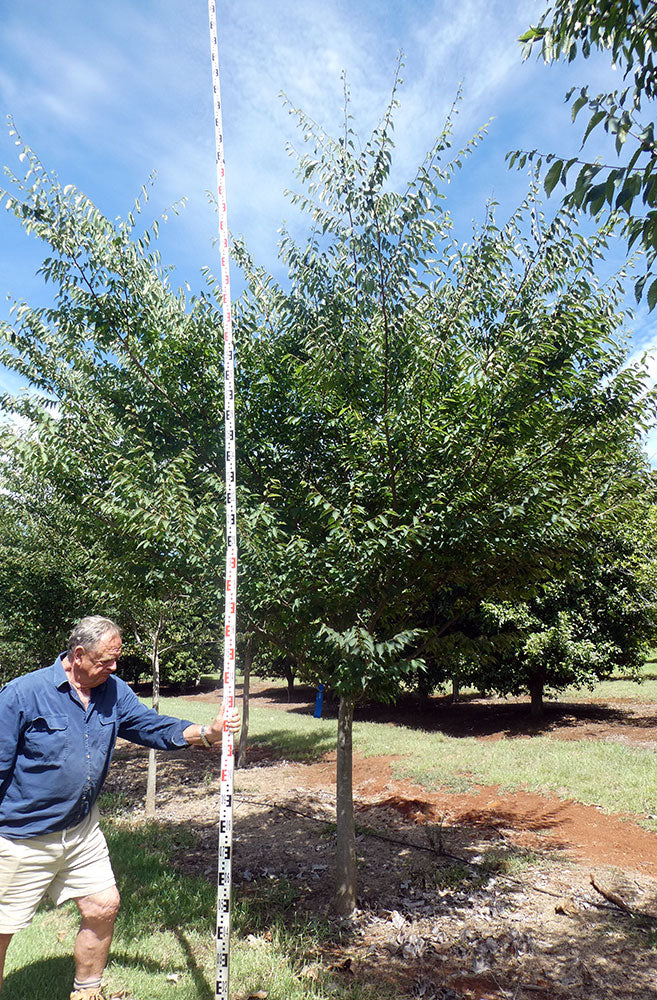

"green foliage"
[472,514,657,708]
[0,470,99,682]
[513,0,657,305]
[159,645,215,688]
[0,129,227,682]
[233,75,654,710]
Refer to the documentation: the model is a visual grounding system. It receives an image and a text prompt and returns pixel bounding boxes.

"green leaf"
[581,110,607,146]
[544,159,563,197]
[647,276,657,312]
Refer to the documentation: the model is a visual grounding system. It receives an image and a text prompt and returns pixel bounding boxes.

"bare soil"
[105,682,657,1000]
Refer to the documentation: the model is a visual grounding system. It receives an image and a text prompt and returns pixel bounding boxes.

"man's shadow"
[3,955,71,1000]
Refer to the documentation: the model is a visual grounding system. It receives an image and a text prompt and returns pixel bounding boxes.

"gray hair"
[67,616,122,656]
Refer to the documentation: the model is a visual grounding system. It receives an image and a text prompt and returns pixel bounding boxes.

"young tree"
[513,0,657,306]
[230,78,655,912]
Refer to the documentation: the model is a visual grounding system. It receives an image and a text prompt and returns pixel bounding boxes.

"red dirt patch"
[286,752,657,877]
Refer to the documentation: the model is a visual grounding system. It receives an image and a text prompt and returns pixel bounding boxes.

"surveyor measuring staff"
[207,4,239,999]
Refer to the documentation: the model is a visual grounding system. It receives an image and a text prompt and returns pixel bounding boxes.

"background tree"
[0,139,227,811]
[475,501,657,716]
[512,0,657,306]
[0,468,91,681]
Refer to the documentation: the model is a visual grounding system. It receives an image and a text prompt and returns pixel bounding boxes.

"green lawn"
[556,662,657,701]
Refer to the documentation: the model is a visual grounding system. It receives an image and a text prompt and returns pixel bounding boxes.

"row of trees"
[1,11,657,910]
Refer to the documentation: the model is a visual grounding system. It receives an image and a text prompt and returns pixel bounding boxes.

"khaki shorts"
[0,806,116,933]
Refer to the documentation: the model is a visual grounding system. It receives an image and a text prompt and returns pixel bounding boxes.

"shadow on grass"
[106,822,215,937]
[174,930,213,1000]
[244,679,657,744]
[247,727,336,762]
[3,956,71,1000]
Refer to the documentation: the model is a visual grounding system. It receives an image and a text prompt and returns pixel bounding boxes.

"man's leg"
[0,933,13,994]
[73,887,120,990]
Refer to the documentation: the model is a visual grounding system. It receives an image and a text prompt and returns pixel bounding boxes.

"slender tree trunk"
[237,634,252,767]
[283,659,295,701]
[529,673,545,719]
[451,677,460,703]
[145,612,165,817]
[416,668,431,701]
[334,695,356,915]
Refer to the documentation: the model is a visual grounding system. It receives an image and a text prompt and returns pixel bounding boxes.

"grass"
[3,818,388,1000]
[554,660,657,702]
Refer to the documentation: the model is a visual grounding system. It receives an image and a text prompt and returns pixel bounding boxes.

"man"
[0,615,240,1000]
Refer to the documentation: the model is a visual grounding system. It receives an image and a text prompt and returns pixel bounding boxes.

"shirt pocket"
[97,711,118,744]
[22,715,69,765]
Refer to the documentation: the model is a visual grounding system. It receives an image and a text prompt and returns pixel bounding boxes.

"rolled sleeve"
[0,685,21,785]
[115,683,194,749]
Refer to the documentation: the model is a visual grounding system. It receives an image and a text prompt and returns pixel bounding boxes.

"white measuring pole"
[207,4,237,999]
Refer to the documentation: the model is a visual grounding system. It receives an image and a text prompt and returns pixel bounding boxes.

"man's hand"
[183,705,241,748]
[205,704,241,745]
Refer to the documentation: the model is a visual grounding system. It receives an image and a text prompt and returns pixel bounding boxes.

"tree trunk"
[283,658,295,701]
[237,634,252,767]
[451,677,460,703]
[334,695,356,915]
[416,668,431,701]
[529,674,544,719]
[145,612,165,817]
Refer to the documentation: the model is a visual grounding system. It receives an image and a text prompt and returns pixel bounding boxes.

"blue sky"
[1,0,656,456]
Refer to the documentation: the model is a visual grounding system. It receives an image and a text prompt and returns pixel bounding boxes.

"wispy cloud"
[0,0,654,465]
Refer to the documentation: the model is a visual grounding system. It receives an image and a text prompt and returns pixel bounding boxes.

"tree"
[475,504,657,716]
[229,77,655,913]
[0,136,227,811]
[513,0,657,306]
[0,469,90,681]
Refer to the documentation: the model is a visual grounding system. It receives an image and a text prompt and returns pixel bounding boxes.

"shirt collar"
[53,654,70,690]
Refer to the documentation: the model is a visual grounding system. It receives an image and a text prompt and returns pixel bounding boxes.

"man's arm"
[182,706,241,747]
[116,681,240,750]
[0,686,21,784]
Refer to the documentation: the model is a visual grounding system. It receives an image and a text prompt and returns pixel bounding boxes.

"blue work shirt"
[0,655,194,838]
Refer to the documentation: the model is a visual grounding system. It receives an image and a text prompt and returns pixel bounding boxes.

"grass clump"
[433,862,483,891]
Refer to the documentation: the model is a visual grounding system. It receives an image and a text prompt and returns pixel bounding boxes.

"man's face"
[73,631,122,688]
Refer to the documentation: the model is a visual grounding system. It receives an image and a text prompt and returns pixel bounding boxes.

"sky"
[1,0,656,458]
